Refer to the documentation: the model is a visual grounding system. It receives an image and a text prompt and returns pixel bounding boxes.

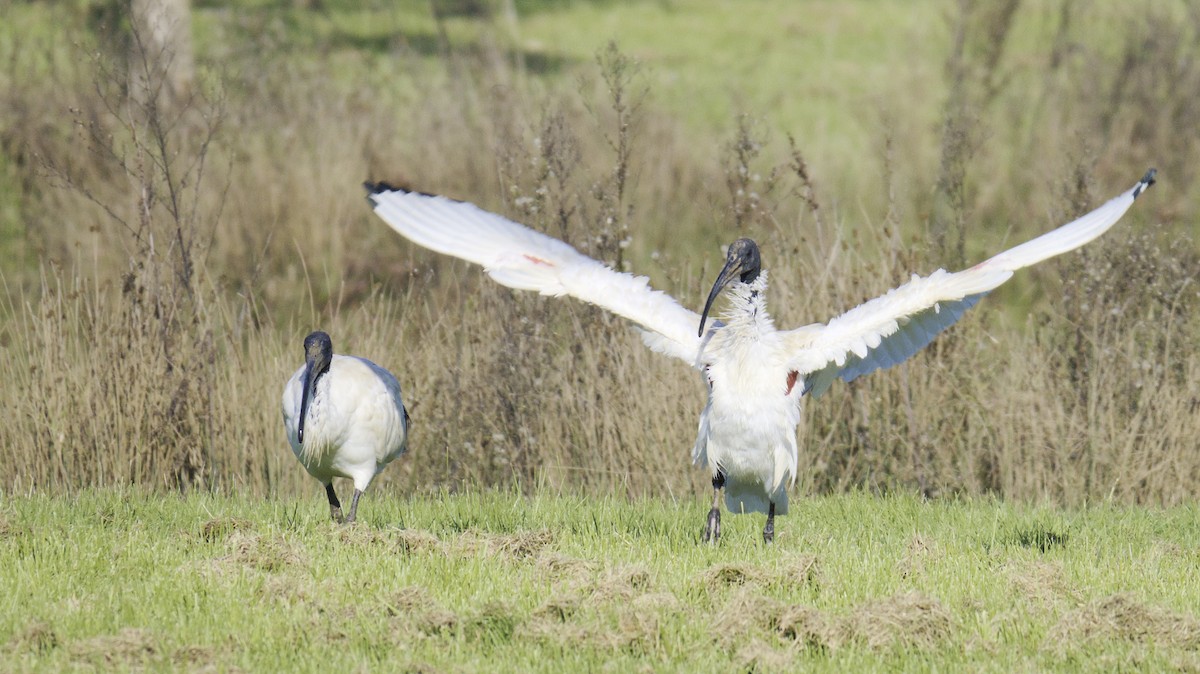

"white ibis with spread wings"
[365,169,1155,543]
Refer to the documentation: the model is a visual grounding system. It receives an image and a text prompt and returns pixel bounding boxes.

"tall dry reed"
[1,2,1196,506]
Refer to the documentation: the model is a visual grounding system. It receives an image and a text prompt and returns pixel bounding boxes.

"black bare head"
[699,238,762,337]
[304,331,333,365]
[298,331,334,444]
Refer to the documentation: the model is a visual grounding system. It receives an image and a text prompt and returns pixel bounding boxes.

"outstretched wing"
[365,184,705,366]
[787,169,1157,398]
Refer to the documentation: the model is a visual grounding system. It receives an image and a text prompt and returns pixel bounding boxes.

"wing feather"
[788,169,1156,396]
[366,185,705,365]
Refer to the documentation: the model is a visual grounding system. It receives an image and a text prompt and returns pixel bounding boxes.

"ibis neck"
[718,272,773,333]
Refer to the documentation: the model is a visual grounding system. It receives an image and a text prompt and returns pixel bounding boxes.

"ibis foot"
[702,507,721,543]
[345,488,365,525]
[762,502,776,544]
[325,483,345,524]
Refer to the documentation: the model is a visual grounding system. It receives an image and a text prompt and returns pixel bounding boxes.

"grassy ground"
[3,489,1199,672]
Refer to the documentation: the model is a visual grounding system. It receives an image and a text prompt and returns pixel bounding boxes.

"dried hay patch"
[462,601,518,643]
[703,555,819,594]
[223,531,305,573]
[530,564,655,624]
[1005,560,1081,606]
[703,563,770,589]
[331,524,388,547]
[780,554,820,589]
[897,534,935,579]
[712,589,785,647]
[612,604,663,651]
[199,517,252,542]
[256,573,326,607]
[587,565,653,602]
[0,512,25,540]
[388,586,440,614]
[520,603,663,652]
[536,552,598,582]
[385,586,460,636]
[330,525,443,555]
[631,591,682,614]
[70,627,158,666]
[519,617,595,647]
[1046,594,1200,654]
[836,592,952,650]
[399,662,445,674]
[1169,650,1200,673]
[170,644,216,667]
[775,605,832,650]
[392,528,443,554]
[8,620,58,654]
[735,638,796,673]
[458,529,555,559]
[532,593,582,622]
[771,592,951,652]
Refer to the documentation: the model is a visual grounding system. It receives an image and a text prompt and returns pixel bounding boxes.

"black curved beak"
[699,255,744,337]
[297,331,333,445]
[298,356,319,444]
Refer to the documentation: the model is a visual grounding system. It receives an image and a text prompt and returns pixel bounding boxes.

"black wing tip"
[363,180,459,206]
[1133,167,1157,199]
[364,180,406,195]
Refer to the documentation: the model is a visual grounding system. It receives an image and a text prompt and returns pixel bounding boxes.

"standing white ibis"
[282,331,411,524]
[365,169,1155,543]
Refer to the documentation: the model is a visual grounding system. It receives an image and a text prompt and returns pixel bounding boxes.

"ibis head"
[699,238,762,336]
[298,330,333,444]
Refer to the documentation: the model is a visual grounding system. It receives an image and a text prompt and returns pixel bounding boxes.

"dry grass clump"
[712,589,785,647]
[775,604,830,649]
[0,513,25,542]
[392,528,444,554]
[170,644,217,668]
[461,601,519,643]
[734,638,796,673]
[1046,594,1200,654]
[897,534,936,579]
[703,563,771,589]
[200,517,253,542]
[1005,560,1082,607]
[586,565,653,602]
[522,594,668,652]
[387,587,461,637]
[782,554,821,589]
[526,562,662,644]
[69,627,158,667]
[714,590,952,653]
[535,552,598,582]
[330,523,442,553]
[256,573,323,609]
[222,531,305,573]
[385,591,518,644]
[702,555,820,594]
[7,620,59,655]
[836,592,953,650]
[454,529,555,560]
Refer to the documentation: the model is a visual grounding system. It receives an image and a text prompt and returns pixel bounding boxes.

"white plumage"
[282,331,410,524]
[365,169,1155,542]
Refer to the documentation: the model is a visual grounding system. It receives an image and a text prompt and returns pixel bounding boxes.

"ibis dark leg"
[763,502,776,544]
[346,489,365,524]
[702,472,725,543]
[325,483,345,524]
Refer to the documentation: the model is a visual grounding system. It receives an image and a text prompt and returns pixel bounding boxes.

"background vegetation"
[1,0,1197,505]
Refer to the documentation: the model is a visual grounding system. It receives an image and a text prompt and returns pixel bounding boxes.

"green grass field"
[3,489,1199,672]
